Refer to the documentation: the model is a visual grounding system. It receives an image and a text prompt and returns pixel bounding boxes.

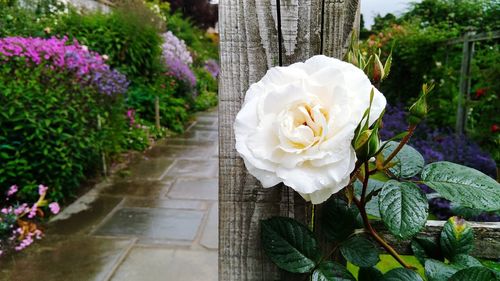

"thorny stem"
[360,162,370,206]
[382,124,417,167]
[353,176,415,269]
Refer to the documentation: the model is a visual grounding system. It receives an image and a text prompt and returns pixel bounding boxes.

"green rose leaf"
[339,236,380,267]
[382,268,424,281]
[421,161,500,211]
[411,237,443,265]
[321,199,362,242]
[354,179,384,218]
[379,180,429,239]
[451,254,483,269]
[261,216,320,273]
[358,267,384,281]
[424,259,458,281]
[312,261,355,281]
[440,216,474,259]
[449,266,497,281]
[382,141,425,178]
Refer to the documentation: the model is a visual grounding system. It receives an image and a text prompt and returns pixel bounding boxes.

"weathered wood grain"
[375,220,500,259]
[219,0,360,280]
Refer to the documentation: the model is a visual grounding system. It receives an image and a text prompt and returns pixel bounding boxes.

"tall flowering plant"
[234,51,500,278]
[0,36,129,95]
[0,185,60,257]
[161,31,196,89]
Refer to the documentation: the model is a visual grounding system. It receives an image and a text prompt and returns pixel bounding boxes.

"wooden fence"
[218,2,499,280]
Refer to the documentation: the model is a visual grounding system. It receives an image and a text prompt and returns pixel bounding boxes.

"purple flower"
[38,184,48,196]
[6,185,18,197]
[0,37,129,95]
[161,32,196,88]
[49,202,60,215]
[204,59,220,78]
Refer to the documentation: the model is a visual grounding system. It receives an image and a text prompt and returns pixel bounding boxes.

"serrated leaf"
[383,268,423,281]
[379,181,429,239]
[411,237,443,265]
[339,236,380,267]
[440,217,474,259]
[424,259,458,281]
[261,217,319,273]
[358,267,384,281]
[421,161,500,211]
[321,199,362,242]
[382,141,424,178]
[354,179,384,218]
[449,266,497,281]
[451,254,482,269]
[312,261,355,281]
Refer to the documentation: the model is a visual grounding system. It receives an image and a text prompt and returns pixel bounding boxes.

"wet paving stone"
[165,139,213,146]
[94,208,204,241]
[100,180,171,198]
[0,237,133,281]
[164,159,218,178]
[126,157,174,180]
[48,196,122,236]
[122,198,205,210]
[110,248,217,281]
[145,144,214,159]
[200,203,218,250]
[168,178,218,201]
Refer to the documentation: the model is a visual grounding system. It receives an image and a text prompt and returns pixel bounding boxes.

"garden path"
[0,109,219,281]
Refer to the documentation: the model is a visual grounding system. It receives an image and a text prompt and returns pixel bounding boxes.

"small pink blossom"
[49,202,60,215]
[7,185,18,197]
[38,184,48,196]
[27,203,38,219]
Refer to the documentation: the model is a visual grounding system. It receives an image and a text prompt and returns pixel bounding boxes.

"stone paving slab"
[164,159,218,178]
[122,198,206,210]
[125,157,175,180]
[94,208,204,242]
[99,180,172,198]
[168,178,218,201]
[200,203,218,250]
[0,237,134,281]
[145,144,215,159]
[48,196,123,236]
[110,248,217,281]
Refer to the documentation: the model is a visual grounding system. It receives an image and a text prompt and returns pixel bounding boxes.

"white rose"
[234,55,386,204]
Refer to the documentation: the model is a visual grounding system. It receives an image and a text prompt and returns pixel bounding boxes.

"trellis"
[218,1,500,280]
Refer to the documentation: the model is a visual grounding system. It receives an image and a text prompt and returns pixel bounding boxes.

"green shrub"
[55,2,163,79]
[126,78,189,133]
[0,60,126,201]
[167,12,218,64]
[194,90,218,112]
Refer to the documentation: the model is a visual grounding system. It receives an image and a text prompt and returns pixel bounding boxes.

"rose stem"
[354,166,415,270]
[382,124,417,167]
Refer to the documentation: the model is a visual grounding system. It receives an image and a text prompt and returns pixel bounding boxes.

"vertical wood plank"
[219,0,360,279]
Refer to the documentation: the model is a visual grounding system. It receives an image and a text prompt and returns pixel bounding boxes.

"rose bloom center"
[277,101,329,153]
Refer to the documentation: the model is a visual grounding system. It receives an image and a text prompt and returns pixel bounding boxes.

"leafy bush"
[0,37,129,201]
[54,1,163,79]
[167,12,218,64]
[193,90,217,112]
[126,78,189,133]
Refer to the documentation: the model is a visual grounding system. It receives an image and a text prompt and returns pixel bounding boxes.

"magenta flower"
[49,202,60,215]
[38,184,48,196]
[6,185,18,197]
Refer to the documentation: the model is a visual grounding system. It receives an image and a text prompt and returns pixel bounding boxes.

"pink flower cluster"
[1,184,60,257]
[0,36,128,95]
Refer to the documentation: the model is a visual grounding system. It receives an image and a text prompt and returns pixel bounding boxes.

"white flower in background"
[102,55,109,60]
[81,45,88,52]
[234,55,386,204]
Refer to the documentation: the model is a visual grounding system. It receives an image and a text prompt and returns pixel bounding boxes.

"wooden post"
[455,30,475,135]
[155,95,161,130]
[218,0,360,280]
